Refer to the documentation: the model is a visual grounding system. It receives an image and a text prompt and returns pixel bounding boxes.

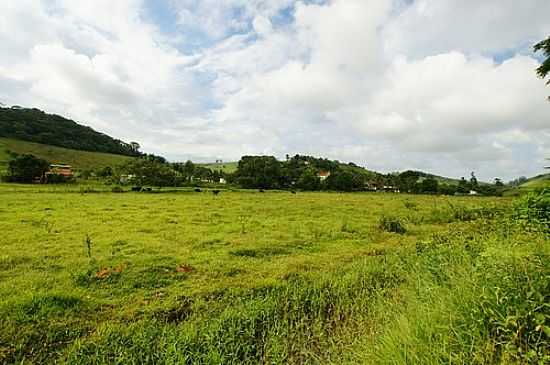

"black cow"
[290,190,297,194]
[259,189,265,193]
[131,186,142,192]
[194,188,202,193]
[212,190,220,196]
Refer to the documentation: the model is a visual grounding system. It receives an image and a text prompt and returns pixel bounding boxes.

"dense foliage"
[233,154,372,191]
[534,36,550,83]
[513,188,550,235]
[231,155,505,195]
[0,107,141,156]
[122,159,176,188]
[6,154,49,183]
[234,156,284,189]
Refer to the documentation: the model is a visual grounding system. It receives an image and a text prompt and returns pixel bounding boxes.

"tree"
[534,37,550,82]
[129,142,141,153]
[183,160,195,181]
[470,172,478,189]
[397,170,421,193]
[458,177,469,194]
[438,183,457,196]
[97,166,113,178]
[123,159,175,188]
[420,177,439,194]
[325,170,364,192]
[7,154,49,183]
[235,156,282,189]
[296,168,321,191]
[494,178,504,187]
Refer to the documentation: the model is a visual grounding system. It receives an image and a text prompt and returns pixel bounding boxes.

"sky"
[0,0,549,181]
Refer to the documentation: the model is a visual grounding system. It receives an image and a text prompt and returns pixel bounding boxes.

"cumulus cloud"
[0,0,548,180]
[384,0,550,57]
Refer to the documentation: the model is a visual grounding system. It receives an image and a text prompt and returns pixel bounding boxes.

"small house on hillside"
[48,164,73,178]
[318,171,331,181]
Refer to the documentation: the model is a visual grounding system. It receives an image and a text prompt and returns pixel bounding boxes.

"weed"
[230,247,290,258]
[84,234,93,259]
[404,200,418,210]
[379,215,407,234]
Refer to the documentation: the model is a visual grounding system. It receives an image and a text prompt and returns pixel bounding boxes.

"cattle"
[144,187,152,192]
[290,190,297,194]
[131,186,142,192]
[259,189,265,193]
[194,188,202,193]
[212,190,220,196]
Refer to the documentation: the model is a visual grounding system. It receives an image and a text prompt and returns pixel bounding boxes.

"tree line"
[230,155,506,195]
[0,152,515,196]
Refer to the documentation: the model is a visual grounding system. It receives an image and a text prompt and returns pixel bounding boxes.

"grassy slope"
[198,161,238,173]
[0,138,134,172]
[521,173,550,189]
[2,189,546,363]
[503,173,550,196]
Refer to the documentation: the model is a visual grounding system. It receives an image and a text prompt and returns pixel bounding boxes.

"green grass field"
[0,187,548,364]
[0,138,135,173]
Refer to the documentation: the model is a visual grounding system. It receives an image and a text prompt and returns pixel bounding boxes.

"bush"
[513,189,550,235]
[46,174,71,184]
[379,216,407,234]
[111,186,124,193]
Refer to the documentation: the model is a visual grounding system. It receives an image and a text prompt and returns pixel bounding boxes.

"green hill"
[0,137,134,173]
[198,162,238,173]
[501,173,549,196]
[520,173,550,190]
[0,107,140,156]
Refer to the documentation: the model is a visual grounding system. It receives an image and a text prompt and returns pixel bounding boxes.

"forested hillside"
[0,107,140,156]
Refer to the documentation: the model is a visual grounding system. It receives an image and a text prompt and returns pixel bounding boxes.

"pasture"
[0,188,548,364]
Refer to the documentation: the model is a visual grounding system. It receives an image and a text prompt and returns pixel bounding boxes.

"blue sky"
[0,0,549,181]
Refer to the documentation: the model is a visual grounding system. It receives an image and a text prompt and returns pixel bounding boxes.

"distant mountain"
[0,106,140,156]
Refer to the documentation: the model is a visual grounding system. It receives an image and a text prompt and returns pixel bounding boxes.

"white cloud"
[384,0,550,57]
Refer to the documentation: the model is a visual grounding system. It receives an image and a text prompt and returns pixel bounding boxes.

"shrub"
[379,216,407,234]
[46,173,73,184]
[513,189,550,235]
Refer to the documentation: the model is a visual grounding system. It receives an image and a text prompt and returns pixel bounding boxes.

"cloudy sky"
[1,0,549,180]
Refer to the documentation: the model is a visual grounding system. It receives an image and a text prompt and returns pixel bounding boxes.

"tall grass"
[64,257,404,364]
[364,190,550,364]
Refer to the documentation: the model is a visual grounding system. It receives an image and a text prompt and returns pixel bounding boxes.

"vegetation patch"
[379,215,407,234]
[229,247,291,258]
